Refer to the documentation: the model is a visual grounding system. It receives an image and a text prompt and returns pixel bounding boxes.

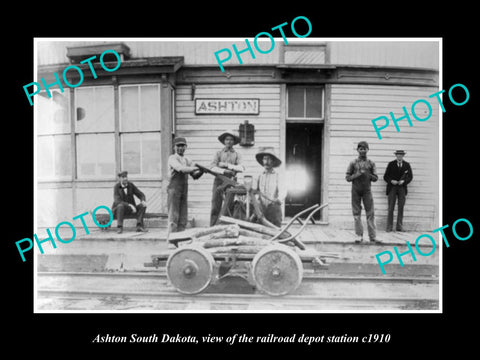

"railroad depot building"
[36,39,440,231]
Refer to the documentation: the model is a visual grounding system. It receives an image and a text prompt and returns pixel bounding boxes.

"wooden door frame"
[280,83,330,223]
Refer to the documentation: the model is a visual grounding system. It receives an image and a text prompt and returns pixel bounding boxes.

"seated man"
[112,171,148,234]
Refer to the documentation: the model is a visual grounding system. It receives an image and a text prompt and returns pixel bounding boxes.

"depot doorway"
[285,123,323,220]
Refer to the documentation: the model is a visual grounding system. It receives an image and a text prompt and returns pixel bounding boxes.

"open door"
[285,123,322,220]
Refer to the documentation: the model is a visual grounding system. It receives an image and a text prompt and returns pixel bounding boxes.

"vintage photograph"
[33,38,441,312]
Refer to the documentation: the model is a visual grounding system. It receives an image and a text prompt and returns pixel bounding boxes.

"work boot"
[117,227,123,234]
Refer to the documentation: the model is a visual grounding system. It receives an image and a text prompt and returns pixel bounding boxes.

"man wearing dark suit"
[383,150,413,232]
[112,171,148,234]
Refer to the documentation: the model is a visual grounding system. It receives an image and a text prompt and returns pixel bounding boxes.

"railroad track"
[36,270,438,282]
[36,271,439,311]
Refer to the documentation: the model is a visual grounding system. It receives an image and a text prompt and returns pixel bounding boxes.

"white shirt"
[168,153,194,179]
[255,168,286,205]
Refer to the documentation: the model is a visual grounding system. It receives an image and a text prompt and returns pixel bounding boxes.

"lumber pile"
[167,218,283,251]
[167,216,340,260]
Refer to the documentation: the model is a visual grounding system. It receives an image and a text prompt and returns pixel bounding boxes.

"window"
[37,83,164,180]
[37,90,71,179]
[120,84,161,132]
[37,135,71,178]
[76,134,115,177]
[75,87,114,133]
[287,86,324,120]
[120,84,162,177]
[121,133,161,175]
[75,86,115,178]
[37,91,70,134]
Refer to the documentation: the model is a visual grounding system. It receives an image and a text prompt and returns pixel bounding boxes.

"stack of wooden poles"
[168,215,340,260]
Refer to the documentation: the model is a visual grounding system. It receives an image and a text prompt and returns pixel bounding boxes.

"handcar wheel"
[251,244,303,296]
[166,245,215,295]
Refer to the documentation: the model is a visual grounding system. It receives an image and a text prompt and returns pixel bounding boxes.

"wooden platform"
[36,223,440,278]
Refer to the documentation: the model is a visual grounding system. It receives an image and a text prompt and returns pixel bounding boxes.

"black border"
[6,5,478,356]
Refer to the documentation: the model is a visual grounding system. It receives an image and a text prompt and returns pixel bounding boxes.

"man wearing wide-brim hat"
[209,130,244,226]
[383,150,413,232]
[254,147,286,227]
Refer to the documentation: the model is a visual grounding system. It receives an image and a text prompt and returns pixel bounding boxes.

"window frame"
[72,85,116,180]
[36,133,73,181]
[37,89,71,136]
[286,85,325,121]
[37,82,165,182]
[36,89,72,181]
[120,131,162,179]
[74,85,115,134]
[118,83,162,178]
[75,132,116,180]
[118,83,162,133]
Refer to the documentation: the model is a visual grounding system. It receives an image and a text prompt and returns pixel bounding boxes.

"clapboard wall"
[175,84,282,226]
[175,83,440,230]
[327,84,440,231]
[38,40,439,70]
[328,41,439,70]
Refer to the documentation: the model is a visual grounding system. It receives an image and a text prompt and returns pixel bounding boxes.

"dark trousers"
[351,187,376,240]
[387,185,406,231]
[167,174,188,233]
[210,177,233,226]
[261,202,283,228]
[113,203,146,228]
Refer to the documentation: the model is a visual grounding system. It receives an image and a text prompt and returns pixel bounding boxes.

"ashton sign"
[195,98,260,115]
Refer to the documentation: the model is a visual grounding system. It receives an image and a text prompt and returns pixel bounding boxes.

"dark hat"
[173,137,187,146]
[357,141,369,150]
[218,130,240,145]
[255,147,282,168]
[118,171,128,177]
[394,150,406,155]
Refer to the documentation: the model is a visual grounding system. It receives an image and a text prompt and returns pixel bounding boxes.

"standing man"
[383,150,413,232]
[167,137,202,236]
[255,147,286,227]
[112,171,147,234]
[345,141,380,244]
[210,130,244,226]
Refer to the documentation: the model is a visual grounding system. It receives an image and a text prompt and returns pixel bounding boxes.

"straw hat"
[255,147,282,168]
[218,130,240,145]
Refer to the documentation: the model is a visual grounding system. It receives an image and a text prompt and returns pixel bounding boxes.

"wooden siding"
[37,40,439,70]
[175,84,282,226]
[328,84,440,231]
[329,41,439,70]
[37,40,282,67]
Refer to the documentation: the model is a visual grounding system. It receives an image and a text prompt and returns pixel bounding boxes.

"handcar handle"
[272,203,329,245]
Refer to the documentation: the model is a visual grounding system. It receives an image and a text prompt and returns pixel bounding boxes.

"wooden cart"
[145,203,338,296]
